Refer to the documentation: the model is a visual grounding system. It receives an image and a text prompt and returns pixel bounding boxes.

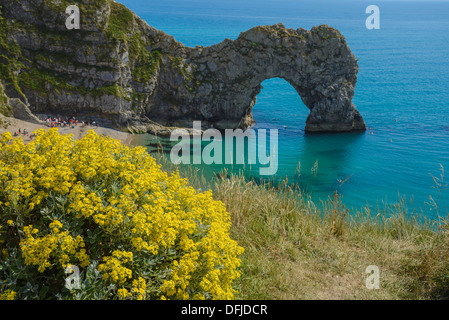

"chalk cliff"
[0,0,366,134]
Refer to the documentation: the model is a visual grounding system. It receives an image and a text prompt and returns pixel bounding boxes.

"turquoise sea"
[119,0,449,218]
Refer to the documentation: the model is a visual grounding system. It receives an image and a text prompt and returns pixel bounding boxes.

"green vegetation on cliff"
[0,0,163,111]
[18,66,127,99]
[0,129,243,300]
[105,1,162,83]
[154,153,449,300]
[0,3,123,102]
[0,7,26,106]
[106,1,135,43]
[0,82,10,118]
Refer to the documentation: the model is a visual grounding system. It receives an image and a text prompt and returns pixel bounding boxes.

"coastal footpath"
[0,0,366,134]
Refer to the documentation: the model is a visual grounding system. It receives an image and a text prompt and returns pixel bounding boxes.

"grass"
[18,66,127,99]
[106,1,135,43]
[152,151,449,300]
[214,175,449,300]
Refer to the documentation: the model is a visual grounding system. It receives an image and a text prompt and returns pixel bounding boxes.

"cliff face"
[0,0,366,133]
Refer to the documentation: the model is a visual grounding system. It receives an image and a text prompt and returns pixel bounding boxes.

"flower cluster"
[0,289,16,300]
[19,221,89,272]
[0,129,243,300]
[98,250,133,284]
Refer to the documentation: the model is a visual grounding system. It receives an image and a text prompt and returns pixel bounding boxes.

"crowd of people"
[41,116,99,129]
[11,116,101,140]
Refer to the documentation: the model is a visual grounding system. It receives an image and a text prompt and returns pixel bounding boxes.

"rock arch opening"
[250,78,309,131]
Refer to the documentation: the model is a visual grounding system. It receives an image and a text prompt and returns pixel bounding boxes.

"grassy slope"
[154,154,449,300]
[215,175,449,300]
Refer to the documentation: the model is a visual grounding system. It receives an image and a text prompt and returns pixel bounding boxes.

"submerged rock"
[0,0,366,134]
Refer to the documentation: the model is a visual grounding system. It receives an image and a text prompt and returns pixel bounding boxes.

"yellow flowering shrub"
[0,129,243,300]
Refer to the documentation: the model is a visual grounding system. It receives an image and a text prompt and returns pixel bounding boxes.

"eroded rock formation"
[0,0,366,134]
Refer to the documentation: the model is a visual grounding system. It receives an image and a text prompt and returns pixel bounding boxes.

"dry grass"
[215,175,449,300]
[155,154,449,300]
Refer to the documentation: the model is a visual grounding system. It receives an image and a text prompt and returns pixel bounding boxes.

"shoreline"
[0,115,138,146]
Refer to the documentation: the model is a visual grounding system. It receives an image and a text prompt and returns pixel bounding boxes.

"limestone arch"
[182,24,367,133]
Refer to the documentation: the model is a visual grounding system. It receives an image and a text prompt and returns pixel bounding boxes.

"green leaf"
[39,286,49,300]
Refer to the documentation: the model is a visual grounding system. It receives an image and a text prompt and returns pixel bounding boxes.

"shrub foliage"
[0,129,243,300]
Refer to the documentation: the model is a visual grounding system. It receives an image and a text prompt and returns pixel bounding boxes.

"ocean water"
[119,0,449,217]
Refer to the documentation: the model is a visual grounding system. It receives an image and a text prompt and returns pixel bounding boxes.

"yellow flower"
[1,131,12,144]
[0,128,243,300]
[98,250,133,284]
[0,289,16,300]
[19,221,89,272]
[117,288,129,299]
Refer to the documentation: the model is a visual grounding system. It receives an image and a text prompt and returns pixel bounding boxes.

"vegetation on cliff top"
[0,129,243,300]
[0,126,448,300]
[154,152,449,300]
[106,1,162,83]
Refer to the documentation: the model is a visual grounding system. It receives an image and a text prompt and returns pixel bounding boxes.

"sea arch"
[249,77,309,129]
[171,24,367,133]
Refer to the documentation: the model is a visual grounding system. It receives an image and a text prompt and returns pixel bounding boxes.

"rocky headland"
[0,0,366,135]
